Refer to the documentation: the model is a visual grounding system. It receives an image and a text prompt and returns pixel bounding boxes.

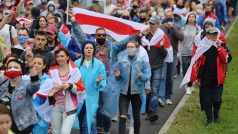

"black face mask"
[122,16,130,20]
[205,11,212,16]
[96,38,106,45]
[132,5,138,9]
[139,17,146,23]
[161,3,168,8]
[177,5,185,9]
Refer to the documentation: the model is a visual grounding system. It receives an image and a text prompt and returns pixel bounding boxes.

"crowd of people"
[0,0,234,134]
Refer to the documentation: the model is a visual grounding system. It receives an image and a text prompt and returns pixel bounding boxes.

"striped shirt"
[55,72,69,105]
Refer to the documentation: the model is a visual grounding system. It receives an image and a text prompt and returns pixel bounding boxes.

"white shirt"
[0,24,17,49]
[104,4,116,15]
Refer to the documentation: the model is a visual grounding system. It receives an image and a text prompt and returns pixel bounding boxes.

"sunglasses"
[149,22,156,25]
[96,34,107,37]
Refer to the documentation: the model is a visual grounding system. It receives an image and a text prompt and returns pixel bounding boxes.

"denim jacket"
[0,76,40,131]
[112,53,151,95]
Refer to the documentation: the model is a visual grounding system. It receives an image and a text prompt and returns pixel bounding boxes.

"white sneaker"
[165,99,173,105]
[158,98,165,106]
[111,115,118,122]
[186,87,191,95]
[129,126,134,134]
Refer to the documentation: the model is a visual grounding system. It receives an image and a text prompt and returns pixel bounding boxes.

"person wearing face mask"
[182,27,232,125]
[112,40,151,134]
[138,9,148,24]
[160,10,184,105]
[197,2,220,29]
[69,9,141,133]
[13,28,32,52]
[129,0,139,22]
[121,10,131,20]
[196,4,203,16]
[0,52,40,134]
[41,0,57,17]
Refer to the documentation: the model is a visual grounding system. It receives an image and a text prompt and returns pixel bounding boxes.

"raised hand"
[25,48,34,65]
[62,84,70,89]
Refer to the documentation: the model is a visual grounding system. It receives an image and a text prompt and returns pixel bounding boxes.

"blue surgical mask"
[127,48,137,56]
[18,36,28,45]
[20,9,27,14]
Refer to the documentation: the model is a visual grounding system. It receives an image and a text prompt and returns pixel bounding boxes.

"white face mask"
[127,48,137,56]
[151,11,157,17]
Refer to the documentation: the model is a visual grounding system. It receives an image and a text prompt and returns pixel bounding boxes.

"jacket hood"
[185,12,197,25]
[203,17,216,27]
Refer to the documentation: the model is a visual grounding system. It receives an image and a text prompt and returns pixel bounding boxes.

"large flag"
[141,28,174,63]
[72,8,147,41]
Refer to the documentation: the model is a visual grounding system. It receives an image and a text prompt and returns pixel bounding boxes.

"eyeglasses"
[96,34,107,37]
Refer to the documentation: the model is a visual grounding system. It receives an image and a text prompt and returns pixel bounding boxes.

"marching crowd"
[0,0,234,134]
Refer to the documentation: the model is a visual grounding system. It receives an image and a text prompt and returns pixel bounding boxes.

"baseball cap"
[149,16,161,24]
[27,0,33,5]
[46,25,57,34]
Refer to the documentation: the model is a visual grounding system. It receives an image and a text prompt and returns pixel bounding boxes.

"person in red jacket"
[191,27,232,126]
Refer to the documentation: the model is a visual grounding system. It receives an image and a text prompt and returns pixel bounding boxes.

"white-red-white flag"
[16,17,33,24]
[141,28,174,63]
[72,8,147,41]
[60,24,71,44]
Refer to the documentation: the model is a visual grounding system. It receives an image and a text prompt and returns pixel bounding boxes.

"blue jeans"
[151,64,167,101]
[165,62,174,100]
[96,111,111,133]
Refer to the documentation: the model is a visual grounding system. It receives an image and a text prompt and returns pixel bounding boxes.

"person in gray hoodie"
[180,12,201,95]
[160,10,184,105]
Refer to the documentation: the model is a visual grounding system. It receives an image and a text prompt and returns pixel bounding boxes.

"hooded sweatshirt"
[180,12,200,56]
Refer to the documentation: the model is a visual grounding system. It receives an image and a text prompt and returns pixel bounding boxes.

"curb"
[158,16,238,134]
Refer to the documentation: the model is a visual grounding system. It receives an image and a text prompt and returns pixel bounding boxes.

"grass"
[166,19,238,134]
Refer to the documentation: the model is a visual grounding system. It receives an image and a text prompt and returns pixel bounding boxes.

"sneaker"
[112,115,118,122]
[185,87,191,95]
[129,126,134,134]
[173,75,177,79]
[158,98,165,107]
[149,114,159,122]
[165,99,173,105]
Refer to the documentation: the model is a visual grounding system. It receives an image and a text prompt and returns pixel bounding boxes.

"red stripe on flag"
[75,14,140,35]
[61,24,69,34]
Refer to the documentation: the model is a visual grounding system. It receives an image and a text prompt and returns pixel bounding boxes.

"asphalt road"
[72,76,185,134]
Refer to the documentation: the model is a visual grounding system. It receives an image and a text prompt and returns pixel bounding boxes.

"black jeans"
[200,81,223,122]
[182,56,193,87]
[119,93,142,134]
